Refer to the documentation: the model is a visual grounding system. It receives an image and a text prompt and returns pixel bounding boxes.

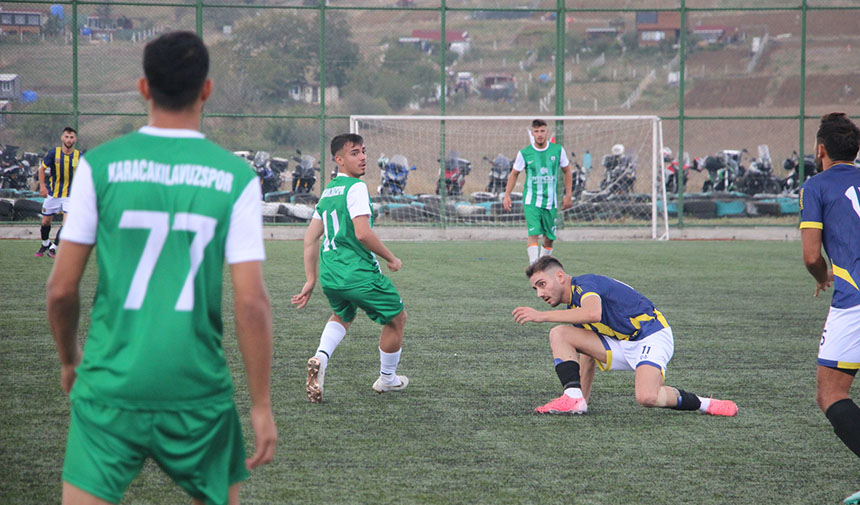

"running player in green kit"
[46,32,276,505]
[292,133,408,403]
[503,119,573,265]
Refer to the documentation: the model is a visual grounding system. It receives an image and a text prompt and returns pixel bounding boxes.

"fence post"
[677,0,687,227]
[320,0,327,192]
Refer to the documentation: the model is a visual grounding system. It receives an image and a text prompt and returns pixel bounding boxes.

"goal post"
[349,115,669,240]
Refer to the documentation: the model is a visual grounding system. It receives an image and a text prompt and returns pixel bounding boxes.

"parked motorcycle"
[701,149,745,193]
[734,145,781,195]
[436,151,471,197]
[483,154,513,194]
[292,150,320,194]
[0,145,33,190]
[598,144,635,196]
[377,154,415,196]
[662,147,697,195]
[782,150,818,195]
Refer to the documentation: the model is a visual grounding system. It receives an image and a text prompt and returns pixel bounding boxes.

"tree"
[228,10,357,103]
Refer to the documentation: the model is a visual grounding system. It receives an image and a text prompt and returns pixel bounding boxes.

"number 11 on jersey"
[322,209,340,252]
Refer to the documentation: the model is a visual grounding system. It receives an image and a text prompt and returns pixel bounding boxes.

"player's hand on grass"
[60,363,77,394]
[814,270,834,297]
[503,194,512,212]
[387,256,402,272]
[246,404,277,470]
[512,306,543,325]
[291,281,315,309]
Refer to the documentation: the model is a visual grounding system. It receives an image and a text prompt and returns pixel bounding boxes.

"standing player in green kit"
[46,31,276,505]
[503,119,573,265]
[292,133,408,403]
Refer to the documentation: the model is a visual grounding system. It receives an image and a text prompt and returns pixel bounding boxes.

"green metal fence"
[1,0,858,226]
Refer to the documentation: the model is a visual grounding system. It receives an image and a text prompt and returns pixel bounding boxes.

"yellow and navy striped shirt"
[42,147,80,198]
[567,274,669,341]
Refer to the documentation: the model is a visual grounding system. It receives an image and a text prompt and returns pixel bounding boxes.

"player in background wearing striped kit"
[36,126,79,258]
[503,119,573,265]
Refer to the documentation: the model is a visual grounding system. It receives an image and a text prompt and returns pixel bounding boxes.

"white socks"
[379,347,402,383]
[698,396,711,412]
[527,244,539,265]
[315,321,346,368]
[564,387,583,399]
[540,246,553,258]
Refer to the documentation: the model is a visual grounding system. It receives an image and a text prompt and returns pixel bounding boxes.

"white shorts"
[42,196,70,216]
[818,304,860,370]
[595,326,675,376]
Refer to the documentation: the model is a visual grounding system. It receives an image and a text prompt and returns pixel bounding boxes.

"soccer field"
[0,238,855,504]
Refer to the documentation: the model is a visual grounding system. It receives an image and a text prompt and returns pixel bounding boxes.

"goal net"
[349,115,668,240]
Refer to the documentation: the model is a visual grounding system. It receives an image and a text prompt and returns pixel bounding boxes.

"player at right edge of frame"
[799,112,860,505]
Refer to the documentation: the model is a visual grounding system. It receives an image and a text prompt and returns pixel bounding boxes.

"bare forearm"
[806,255,829,284]
[47,291,81,366]
[504,172,519,197]
[563,168,573,195]
[538,307,600,325]
[358,231,395,263]
[235,294,273,408]
[303,239,319,283]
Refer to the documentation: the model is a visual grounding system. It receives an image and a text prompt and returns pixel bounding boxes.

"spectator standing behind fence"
[46,31,276,505]
[36,126,79,258]
[799,112,860,505]
[503,119,573,265]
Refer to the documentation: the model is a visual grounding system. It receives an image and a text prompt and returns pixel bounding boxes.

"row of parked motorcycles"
[0,145,43,191]
[236,141,824,202]
[234,149,321,197]
[377,145,632,201]
[662,145,819,196]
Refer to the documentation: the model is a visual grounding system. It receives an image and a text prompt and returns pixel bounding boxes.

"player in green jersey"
[292,133,408,403]
[503,119,573,265]
[46,31,276,505]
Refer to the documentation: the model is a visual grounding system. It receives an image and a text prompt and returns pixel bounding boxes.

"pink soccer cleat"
[705,398,738,417]
[535,394,588,415]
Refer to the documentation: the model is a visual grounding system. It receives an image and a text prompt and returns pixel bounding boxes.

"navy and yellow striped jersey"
[42,146,80,198]
[567,274,668,341]
[800,163,860,309]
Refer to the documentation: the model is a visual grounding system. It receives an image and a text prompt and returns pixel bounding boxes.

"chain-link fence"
[1,1,857,226]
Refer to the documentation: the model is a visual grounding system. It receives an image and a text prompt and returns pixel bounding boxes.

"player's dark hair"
[143,31,209,111]
[525,256,564,278]
[531,119,547,128]
[62,126,76,135]
[816,112,860,162]
[331,133,364,157]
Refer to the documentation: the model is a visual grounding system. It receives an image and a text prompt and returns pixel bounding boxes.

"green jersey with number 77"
[58,126,264,409]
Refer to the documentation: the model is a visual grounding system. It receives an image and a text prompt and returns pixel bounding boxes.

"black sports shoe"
[34,245,50,257]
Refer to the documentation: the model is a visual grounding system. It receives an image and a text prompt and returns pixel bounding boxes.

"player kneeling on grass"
[292,133,408,403]
[513,256,738,416]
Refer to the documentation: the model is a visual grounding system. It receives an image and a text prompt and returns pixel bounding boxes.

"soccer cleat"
[372,375,409,394]
[845,489,860,505]
[704,397,738,417]
[47,247,57,258]
[306,356,325,403]
[34,245,50,257]
[535,394,588,415]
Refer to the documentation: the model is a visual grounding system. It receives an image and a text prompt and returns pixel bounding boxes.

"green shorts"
[323,275,404,325]
[63,399,248,505]
[524,205,557,240]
